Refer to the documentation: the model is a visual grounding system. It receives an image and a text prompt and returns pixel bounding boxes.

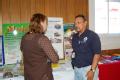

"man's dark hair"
[75,14,87,21]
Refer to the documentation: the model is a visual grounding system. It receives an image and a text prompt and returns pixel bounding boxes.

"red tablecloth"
[98,61,120,80]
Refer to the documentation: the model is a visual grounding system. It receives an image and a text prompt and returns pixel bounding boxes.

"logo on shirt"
[78,37,88,44]
[84,37,88,42]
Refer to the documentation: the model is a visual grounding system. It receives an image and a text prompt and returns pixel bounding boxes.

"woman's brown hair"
[29,13,47,33]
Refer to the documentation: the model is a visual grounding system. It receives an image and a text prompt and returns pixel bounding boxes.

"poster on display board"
[0,36,4,66]
[64,24,76,59]
[46,17,64,59]
[2,23,29,64]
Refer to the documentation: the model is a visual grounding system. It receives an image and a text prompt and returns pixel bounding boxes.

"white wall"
[89,0,120,50]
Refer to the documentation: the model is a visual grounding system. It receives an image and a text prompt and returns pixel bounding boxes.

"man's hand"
[86,70,94,80]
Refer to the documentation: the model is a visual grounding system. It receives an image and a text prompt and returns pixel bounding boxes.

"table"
[98,61,120,80]
[1,61,120,80]
[0,70,74,80]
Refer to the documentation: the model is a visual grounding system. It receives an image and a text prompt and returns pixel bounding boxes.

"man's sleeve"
[91,34,101,54]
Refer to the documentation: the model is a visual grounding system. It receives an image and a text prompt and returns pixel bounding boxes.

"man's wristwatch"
[90,68,95,73]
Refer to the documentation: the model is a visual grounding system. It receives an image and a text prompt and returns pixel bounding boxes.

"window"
[95,0,120,34]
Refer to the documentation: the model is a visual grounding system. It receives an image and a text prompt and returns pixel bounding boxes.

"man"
[72,14,101,80]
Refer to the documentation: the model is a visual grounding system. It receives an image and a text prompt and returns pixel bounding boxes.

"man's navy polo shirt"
[72,29,101,68]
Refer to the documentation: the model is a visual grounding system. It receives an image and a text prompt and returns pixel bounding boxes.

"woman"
[20,13,59,80]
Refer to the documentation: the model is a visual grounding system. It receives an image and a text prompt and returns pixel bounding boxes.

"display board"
[0,24,2,35]
[46,17,64,59]
[2,18,64,64]
[2,23,29,64]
